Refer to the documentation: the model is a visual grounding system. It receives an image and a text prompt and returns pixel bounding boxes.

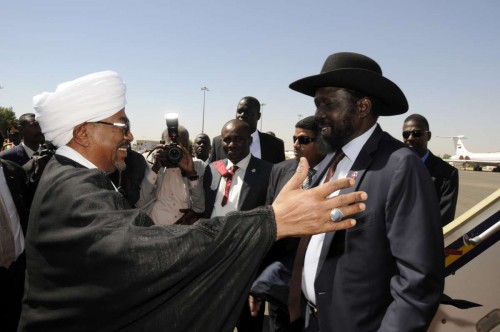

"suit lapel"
[316,125,384,278]
[238,156,258,210]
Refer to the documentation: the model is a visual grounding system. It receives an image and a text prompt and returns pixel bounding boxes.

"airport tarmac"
[455,170,500,217]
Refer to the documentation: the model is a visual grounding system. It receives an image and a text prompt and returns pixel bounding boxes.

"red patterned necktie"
[288,149,345,322]
[221,165,239,206]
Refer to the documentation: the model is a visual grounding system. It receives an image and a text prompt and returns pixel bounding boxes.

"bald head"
[221,119,252,164]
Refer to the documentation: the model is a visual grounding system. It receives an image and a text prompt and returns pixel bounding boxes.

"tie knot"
[333,149,345,164]
[228,165,239,175]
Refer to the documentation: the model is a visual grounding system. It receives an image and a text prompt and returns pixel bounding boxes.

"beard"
[114,161,127,172]
[317,113,356,152]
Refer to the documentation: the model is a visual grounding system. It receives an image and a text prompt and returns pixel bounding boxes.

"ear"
[358,97,372,118]
[427,131,432,141]
[71,123,92,147]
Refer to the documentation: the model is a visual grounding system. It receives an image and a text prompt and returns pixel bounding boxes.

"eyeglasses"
[402,130,429,139]
[293,136,316,145]
[89,121,131,136]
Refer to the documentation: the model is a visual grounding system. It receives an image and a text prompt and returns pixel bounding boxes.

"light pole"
[260,103,266,131]
[201,87,209,133]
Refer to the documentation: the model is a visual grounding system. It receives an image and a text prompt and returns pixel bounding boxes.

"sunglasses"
[89,121,131,136]
[402,130,429,139]
[293,136,316,145]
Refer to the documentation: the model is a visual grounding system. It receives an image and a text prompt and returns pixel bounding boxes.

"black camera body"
[163,113,183,167]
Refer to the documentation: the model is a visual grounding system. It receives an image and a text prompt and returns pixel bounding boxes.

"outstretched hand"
[272,157,367,240]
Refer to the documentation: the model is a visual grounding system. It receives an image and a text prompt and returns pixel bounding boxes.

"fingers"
[310,177,355,198]
[319,190,368,211]
[279,157,309,193]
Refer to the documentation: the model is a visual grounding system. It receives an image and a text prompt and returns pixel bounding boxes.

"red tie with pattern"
[288,149,345,322]
[221,165,239,206]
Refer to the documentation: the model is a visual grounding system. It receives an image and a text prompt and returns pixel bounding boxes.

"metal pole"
[201,87,209,133]
[260,103,266,131]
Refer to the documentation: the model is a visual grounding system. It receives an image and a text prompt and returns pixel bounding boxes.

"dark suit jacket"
[0,144,30,167]
[250,159,299,306]
[424,150,459,226]
[210,132,285,164]
[312,125,444,332]
[203,155,273,218]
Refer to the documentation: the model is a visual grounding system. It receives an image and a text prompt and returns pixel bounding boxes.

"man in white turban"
[19,70,367,332]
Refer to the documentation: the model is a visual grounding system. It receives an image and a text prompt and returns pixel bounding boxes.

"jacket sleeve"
[439,167,459,226]
[380,154,445,331]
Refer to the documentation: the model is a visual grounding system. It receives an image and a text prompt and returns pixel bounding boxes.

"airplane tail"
[437,135,469,158]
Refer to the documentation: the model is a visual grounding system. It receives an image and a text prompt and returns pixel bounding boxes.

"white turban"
[33,70,127,147]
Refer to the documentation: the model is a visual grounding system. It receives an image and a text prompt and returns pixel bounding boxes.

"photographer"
[141,122,205,225]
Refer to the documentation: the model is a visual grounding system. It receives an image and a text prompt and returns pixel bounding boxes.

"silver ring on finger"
[330,208,344,222]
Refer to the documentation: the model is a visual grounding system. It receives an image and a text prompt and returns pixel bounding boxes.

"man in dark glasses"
[250,115,329,331]
[403,114,459,225]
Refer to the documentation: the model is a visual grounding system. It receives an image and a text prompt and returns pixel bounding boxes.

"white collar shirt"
[211,153,252,218]
[250,130,261,159]
[302,123,377,304]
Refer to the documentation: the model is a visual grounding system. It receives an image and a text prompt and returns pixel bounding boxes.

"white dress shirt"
[302,124,377,304]
[210,153,252,217]
[250,130,261,159]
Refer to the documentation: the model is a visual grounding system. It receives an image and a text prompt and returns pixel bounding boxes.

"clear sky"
[1,0,499,156]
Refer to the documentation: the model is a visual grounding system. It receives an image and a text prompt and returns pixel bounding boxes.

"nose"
[126,130,134,141]
[315,108,326,119]
[293,138,300,149]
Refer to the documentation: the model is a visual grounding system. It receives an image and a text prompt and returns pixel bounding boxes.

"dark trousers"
[0,252,26,332]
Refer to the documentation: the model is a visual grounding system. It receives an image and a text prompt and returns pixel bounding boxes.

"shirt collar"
[421,150,430,162]
[227,153,252,172]
[56,145,99,170]
[22,142,41,158]
[341,123,377,163]
[251,130,260,143]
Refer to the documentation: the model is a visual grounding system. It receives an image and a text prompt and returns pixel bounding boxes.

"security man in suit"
[210,96,285,164]
[287,52,444,332]
[0,113,44,166]
[204,119,273,332]
[402,113,459,225]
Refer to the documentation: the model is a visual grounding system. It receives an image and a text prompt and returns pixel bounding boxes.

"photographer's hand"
[151,144,167,174]
[177,145,196,176]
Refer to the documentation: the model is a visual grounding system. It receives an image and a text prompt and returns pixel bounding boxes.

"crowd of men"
[0,52,459,332]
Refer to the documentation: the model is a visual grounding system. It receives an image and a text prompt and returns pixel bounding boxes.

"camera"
[162,113,183,166]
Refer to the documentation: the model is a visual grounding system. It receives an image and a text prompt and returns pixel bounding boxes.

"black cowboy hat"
[289,52,408,116]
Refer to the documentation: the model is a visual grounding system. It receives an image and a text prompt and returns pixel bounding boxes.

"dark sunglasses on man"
[402,130,430,139]
[293,136,316,145]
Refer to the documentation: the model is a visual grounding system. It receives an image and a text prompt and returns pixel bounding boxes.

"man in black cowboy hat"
[287,52,444,332]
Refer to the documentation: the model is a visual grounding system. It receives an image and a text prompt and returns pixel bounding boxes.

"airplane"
[439,135,500,171]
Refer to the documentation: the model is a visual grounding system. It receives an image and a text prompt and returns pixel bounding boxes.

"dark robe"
[19,154,276,332]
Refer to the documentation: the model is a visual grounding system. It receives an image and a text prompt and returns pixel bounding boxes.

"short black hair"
[18,113,36,126]
[240,96,260,112]
[295,115,318,132]
[404,114,430,130]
